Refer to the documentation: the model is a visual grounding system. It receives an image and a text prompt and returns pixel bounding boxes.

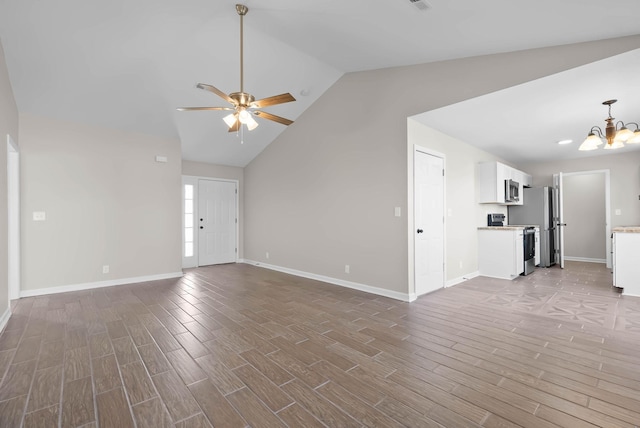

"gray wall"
[0,38,19,320]
[244,35,640,296]
[563,173,607,261]
[20,114,183,292]
[181,160,244,259]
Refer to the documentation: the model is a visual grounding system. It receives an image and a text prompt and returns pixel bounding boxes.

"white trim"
[446,271,480,288]
[563,256,606,264]
[561,169,611,269]
[7,135,20,301]
[242,260,414,302]
[20,271,184,298]
[0,307,11,333]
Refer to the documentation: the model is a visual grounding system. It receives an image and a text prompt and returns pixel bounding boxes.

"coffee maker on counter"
[487,213,505,226]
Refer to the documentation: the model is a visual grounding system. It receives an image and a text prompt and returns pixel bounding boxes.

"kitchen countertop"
[613,226,640,233]
[478,226,537,230]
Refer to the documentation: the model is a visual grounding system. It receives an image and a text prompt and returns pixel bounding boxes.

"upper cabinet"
[477,161,530,205]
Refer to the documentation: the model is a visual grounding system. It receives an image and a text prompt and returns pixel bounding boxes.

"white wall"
[20,114,183,294]
[0,37,19,325]
[244,35,640,297]
[181,160,244,259]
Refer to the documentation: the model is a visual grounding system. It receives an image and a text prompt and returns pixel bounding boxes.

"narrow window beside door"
[184,184,194,257]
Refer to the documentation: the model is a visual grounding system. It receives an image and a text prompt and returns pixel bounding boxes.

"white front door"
[553,172,565,268]
[415,150,444,295]
[198,179,237,266]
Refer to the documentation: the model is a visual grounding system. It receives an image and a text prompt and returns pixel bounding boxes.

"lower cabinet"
[613,231,640,296]
[478,228,524,280]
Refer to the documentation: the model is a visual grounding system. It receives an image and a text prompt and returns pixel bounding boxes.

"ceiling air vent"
[408,0,431,11]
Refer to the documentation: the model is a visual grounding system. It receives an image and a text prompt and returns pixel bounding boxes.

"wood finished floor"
[1,261,640,427]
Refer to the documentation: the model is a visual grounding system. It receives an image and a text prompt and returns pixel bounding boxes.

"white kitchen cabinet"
[478,228,524,280]
[477,161,507,204]
[612,230,640,296]
[534,227,540,266]
[477,161,528,205]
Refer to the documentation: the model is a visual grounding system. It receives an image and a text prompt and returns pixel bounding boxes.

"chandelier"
[579,99,640,151]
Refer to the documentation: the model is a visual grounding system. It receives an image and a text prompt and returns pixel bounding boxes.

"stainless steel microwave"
[505,179,519,202]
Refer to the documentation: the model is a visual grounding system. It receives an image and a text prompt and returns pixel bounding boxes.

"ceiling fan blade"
[196,83,235,104]
[251,93,296,108]
[254,110,294,126]
[176,107,234,111]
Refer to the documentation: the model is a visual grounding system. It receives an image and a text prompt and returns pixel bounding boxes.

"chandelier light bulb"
[614,126,633,143]
[578,132,603,151]
[628,130,640,144]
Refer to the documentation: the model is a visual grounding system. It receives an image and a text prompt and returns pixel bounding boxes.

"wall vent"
[408,0,431,11]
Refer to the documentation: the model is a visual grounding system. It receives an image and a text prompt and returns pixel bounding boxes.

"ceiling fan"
[177,4,295,132]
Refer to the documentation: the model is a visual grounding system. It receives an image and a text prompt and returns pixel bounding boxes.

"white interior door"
[414,150,444,295]
[553,172,565,268]
[198,180,237,266]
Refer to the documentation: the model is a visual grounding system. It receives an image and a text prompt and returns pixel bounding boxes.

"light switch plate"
[394,207,401,217]
[155,155,168,163]
[33,211,46,221]
[615,209,622,216]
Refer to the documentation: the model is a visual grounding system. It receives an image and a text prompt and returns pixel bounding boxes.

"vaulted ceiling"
[1,0,639,166]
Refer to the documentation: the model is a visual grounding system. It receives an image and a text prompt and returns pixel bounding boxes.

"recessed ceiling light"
[557,139,573,145]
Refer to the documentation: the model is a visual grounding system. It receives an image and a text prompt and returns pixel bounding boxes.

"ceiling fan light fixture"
[223,113,238,128]
[244,114,259,130]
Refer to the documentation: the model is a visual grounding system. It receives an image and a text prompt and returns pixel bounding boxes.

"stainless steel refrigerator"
[508,187,556,267]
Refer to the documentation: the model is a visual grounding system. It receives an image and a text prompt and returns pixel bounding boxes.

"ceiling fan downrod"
[236,4,248,94]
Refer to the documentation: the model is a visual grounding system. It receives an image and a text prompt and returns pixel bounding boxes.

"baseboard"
[242,260,413,302]
[446,271,480,288]
[564,257,606,264]
[20,271,184,298]
[0,307,11,333]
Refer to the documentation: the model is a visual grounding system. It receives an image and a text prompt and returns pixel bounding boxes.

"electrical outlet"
[459,261,463,269]
[266,251,270,259]
[345,265,350,274]
[102,265,109,274]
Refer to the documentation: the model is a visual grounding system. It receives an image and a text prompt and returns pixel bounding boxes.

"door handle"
[417,229,424,234]
[200,226,204,229]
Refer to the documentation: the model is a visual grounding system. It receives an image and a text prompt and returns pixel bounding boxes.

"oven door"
[523,228,536,275]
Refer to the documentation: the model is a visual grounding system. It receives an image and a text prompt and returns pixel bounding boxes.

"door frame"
[7,135,20,301]
[181,175,240,269]
[560,169,611,268]
[408,144,446,300]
